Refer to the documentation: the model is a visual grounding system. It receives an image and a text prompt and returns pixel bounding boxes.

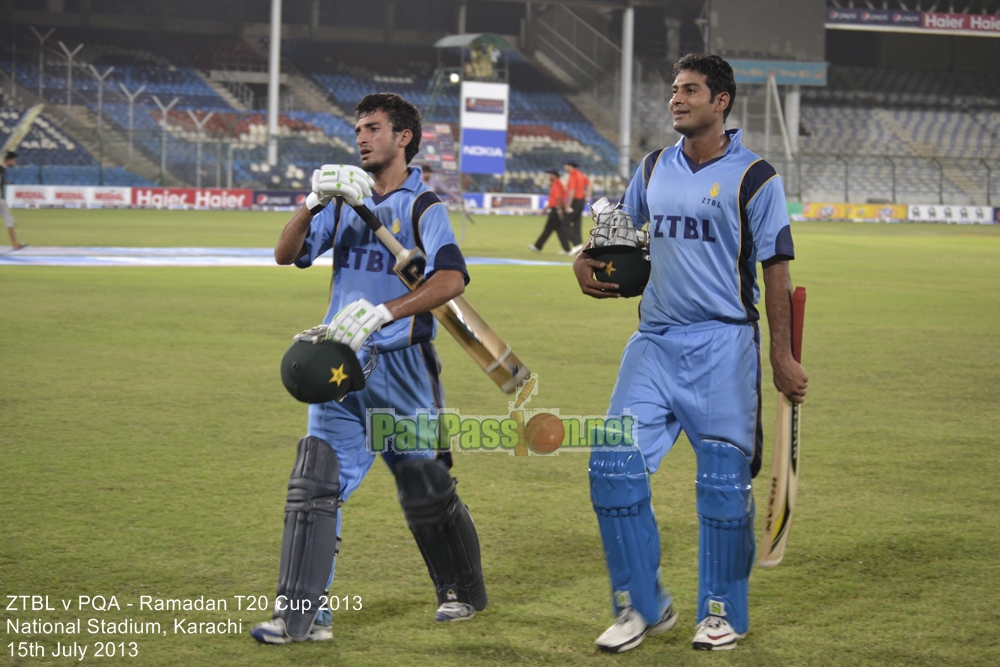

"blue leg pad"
[590,448,670,625]
[695,439,755,634]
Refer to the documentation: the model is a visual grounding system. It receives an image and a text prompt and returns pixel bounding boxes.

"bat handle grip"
[791,287,806,364]
[351,204,384,233]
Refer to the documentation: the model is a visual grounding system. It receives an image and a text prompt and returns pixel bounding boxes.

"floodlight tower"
[267,0,282,166]
[426,33,510,121]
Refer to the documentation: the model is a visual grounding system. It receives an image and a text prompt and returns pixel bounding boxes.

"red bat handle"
[791,287,806,364]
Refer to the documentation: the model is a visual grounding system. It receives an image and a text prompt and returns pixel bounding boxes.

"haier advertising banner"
[459,81,509,175]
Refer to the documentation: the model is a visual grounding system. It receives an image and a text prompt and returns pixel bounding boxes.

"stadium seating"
[793,65,1000,203]
[308,69,621,193]
[1,107,97,169]
[5,31,996,203]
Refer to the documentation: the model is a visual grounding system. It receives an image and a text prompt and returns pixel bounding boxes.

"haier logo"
[463,145,505,158]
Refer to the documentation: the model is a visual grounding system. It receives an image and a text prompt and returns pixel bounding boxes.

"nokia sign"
[460,128,508,175]
[460,81,509,175]
[462,145,505,158]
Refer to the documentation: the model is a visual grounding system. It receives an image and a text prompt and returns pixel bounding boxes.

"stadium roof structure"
[434,33,513,50]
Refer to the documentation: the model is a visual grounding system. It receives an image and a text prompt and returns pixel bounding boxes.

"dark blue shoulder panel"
[411,190,442,252]
[739,160,777,209]
[643,149,665,187]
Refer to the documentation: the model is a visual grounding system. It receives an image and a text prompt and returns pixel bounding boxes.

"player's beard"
[359,134,402,176]
[360,153,387,176]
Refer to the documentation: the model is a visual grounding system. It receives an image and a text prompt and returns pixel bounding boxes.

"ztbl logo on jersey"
[710,182,721,198]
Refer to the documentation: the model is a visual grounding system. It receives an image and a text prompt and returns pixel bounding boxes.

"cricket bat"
[351,204,531,394]
[1,105,45,155]
[759,286,807,568]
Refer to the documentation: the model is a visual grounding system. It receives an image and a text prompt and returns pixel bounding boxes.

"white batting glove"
[328,299,394,352]
[292,324,333,345]
[305,164,375,212]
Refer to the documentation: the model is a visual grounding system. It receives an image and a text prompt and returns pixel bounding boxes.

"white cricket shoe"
[249,617,332,644]
[594,604,677,654]
[526,244,541,253]
[691,615,745,651]
[434,601,476,622]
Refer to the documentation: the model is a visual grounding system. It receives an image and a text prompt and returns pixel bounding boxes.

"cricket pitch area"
[2,209,999,666]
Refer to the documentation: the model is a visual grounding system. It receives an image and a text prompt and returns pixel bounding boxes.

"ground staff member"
[528,168,571,254]
[252,93,487,644]
[564,160,590,252]
[573,54,807,653]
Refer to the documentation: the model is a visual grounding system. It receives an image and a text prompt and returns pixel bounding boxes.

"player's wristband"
[306,192,326,215]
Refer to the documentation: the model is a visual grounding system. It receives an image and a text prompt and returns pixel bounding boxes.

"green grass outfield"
[2,209,1000,666]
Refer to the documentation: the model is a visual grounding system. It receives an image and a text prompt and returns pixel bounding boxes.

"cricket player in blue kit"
[251,93,487,645]
[574,54,808,652]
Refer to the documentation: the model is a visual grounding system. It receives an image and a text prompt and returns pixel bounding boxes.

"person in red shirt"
[528,168,572,253]
[564,160,591,252]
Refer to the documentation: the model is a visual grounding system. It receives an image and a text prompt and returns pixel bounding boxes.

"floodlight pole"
[9,37,15,104]
[980,159,992,206]
[30,27,54,100]
[767,75,793,162]
[152,95,180,186]
[58,41,84,116]
[88,65,115,136]
[187,110,214,188]
[764,80,771,160]
[119,82,146,164]
[267,0,282,166]
[618,6,634,179]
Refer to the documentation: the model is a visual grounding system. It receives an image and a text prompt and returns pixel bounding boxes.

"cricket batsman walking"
[251,93,487,644]
[573,54,807,652]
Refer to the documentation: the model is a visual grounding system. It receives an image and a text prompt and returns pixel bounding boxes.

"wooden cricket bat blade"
[759,396,800,567]
[759,286,806,568]
[433,297,531,393]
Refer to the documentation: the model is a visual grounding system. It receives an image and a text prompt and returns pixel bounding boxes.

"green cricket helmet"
[583,198,651,298]
[583,245,651,298]
[280,339,366,404]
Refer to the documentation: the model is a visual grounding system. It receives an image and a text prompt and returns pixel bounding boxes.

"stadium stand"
[789,65,1000,203]
[1,30,625,193]
[2,23,997,204]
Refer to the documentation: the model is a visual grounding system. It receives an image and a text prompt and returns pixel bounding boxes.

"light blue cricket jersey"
[622,129,794,329]
[294,167,468,352]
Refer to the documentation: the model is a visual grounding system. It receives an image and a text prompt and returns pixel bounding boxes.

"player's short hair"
[4,151,16,161]
[672,53,736,121]
[355,93,422,164]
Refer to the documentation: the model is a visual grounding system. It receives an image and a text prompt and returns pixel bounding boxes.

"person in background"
[527,168,572,254]
[564,159,590,254]
[421,165,464,205]
[1,151,25,250]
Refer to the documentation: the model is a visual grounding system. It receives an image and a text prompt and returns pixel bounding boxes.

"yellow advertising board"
[801,203,907,222]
